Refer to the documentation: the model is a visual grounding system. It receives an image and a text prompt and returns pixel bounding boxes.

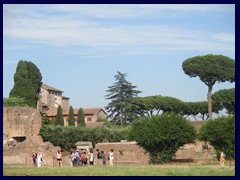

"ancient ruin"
[3,106,216,167]
[3,107,60,167]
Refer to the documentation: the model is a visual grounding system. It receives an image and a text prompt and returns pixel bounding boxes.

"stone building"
[37,84,70,112]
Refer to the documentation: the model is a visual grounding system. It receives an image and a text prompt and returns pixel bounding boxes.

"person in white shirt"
[109,149,114,166]
[37,152,43,167]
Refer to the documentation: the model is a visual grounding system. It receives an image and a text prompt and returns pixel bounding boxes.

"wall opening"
[12,136,26,143]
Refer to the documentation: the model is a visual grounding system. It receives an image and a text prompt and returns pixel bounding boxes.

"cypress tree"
[9,61,38,107]
[9,60,42,107]
[55,105,64,126]
[68,106,75,126]
[77,108,85,126]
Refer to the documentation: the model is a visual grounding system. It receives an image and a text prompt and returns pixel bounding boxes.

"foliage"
[55,105,64,126]
[105,71,142,125]
[198,115,235,160]
[40,125,129,149]
[25,61,43,94]
[212,88,235,114]
[182,54,235,119]
[9,60,42,107]
[128,113,196,164]
[77,108,85,126]
[41,112,51,125]
[68,106,75,126]
[3,96,27,107]
[96,117,108,123]
[183,101,208,120]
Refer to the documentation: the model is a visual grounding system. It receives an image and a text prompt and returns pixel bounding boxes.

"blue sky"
[3,4,235,109]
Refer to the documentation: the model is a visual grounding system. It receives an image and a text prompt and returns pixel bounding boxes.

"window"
[87,118,92,122]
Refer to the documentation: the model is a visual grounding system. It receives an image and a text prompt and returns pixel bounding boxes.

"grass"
[3,164,235,176]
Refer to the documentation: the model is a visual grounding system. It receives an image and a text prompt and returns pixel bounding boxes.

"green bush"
[198,115,235,160]
[39,125,129,150]
[128,113,196,164]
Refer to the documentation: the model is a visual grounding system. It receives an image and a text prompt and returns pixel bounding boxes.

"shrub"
[128,113,196,164]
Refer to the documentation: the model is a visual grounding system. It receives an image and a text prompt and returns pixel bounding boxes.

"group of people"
[32,151,43,167]
[69,149,94,166]
[96,149,114,166]
[68,148,114,167]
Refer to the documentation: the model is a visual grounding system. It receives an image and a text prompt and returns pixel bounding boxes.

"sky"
[3,4,235,110]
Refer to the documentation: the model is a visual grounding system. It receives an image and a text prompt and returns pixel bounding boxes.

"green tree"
[40,112,51,127]
[212,88,235,114]
[198,116,235,160]
[182,54,235,119]
[55,105,64,126]
[26,61,43,94]
[68,106,75,126]
[183,101,212,121]
[77,108,85,126]
[9,60,42,107]
[3,96,27,107]
[128,113,196,163]
[105,71,142,125]
[132,95,184,118]
[9,61,38,107]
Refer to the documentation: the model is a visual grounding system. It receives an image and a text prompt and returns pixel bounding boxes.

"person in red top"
[56,150,62,167]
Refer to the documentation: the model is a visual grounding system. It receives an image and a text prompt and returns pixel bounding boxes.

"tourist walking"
[96,149,102,165]
[89,149,94,165]
[109,149,114,166]
[69,152,74,167]
[101,151,106,166]
[220,151,225,166]
[56,150,62,167]
[32,151,37,166]
[37,152,43,167]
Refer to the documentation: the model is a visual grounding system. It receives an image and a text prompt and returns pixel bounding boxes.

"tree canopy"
[105,71,142,125]
[182,54,235,119]
[212,88,235,114]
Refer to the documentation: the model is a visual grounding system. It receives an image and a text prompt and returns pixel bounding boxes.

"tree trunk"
[207,85,213,119]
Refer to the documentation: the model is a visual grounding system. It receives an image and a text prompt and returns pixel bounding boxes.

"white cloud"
[51,4,234,19]
[213,33,235,43]
[3,4,235,56]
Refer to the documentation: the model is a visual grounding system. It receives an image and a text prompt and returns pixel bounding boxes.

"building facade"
[37,84,70,112]
[46,108,107,127]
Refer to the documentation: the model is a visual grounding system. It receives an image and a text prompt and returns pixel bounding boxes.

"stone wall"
[3,107,42,139]
[95,140,216,165]
[95,141,149,165]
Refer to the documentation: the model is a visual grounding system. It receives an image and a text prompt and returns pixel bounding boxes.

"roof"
[46,108,107,117]
[41,84,63,92]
